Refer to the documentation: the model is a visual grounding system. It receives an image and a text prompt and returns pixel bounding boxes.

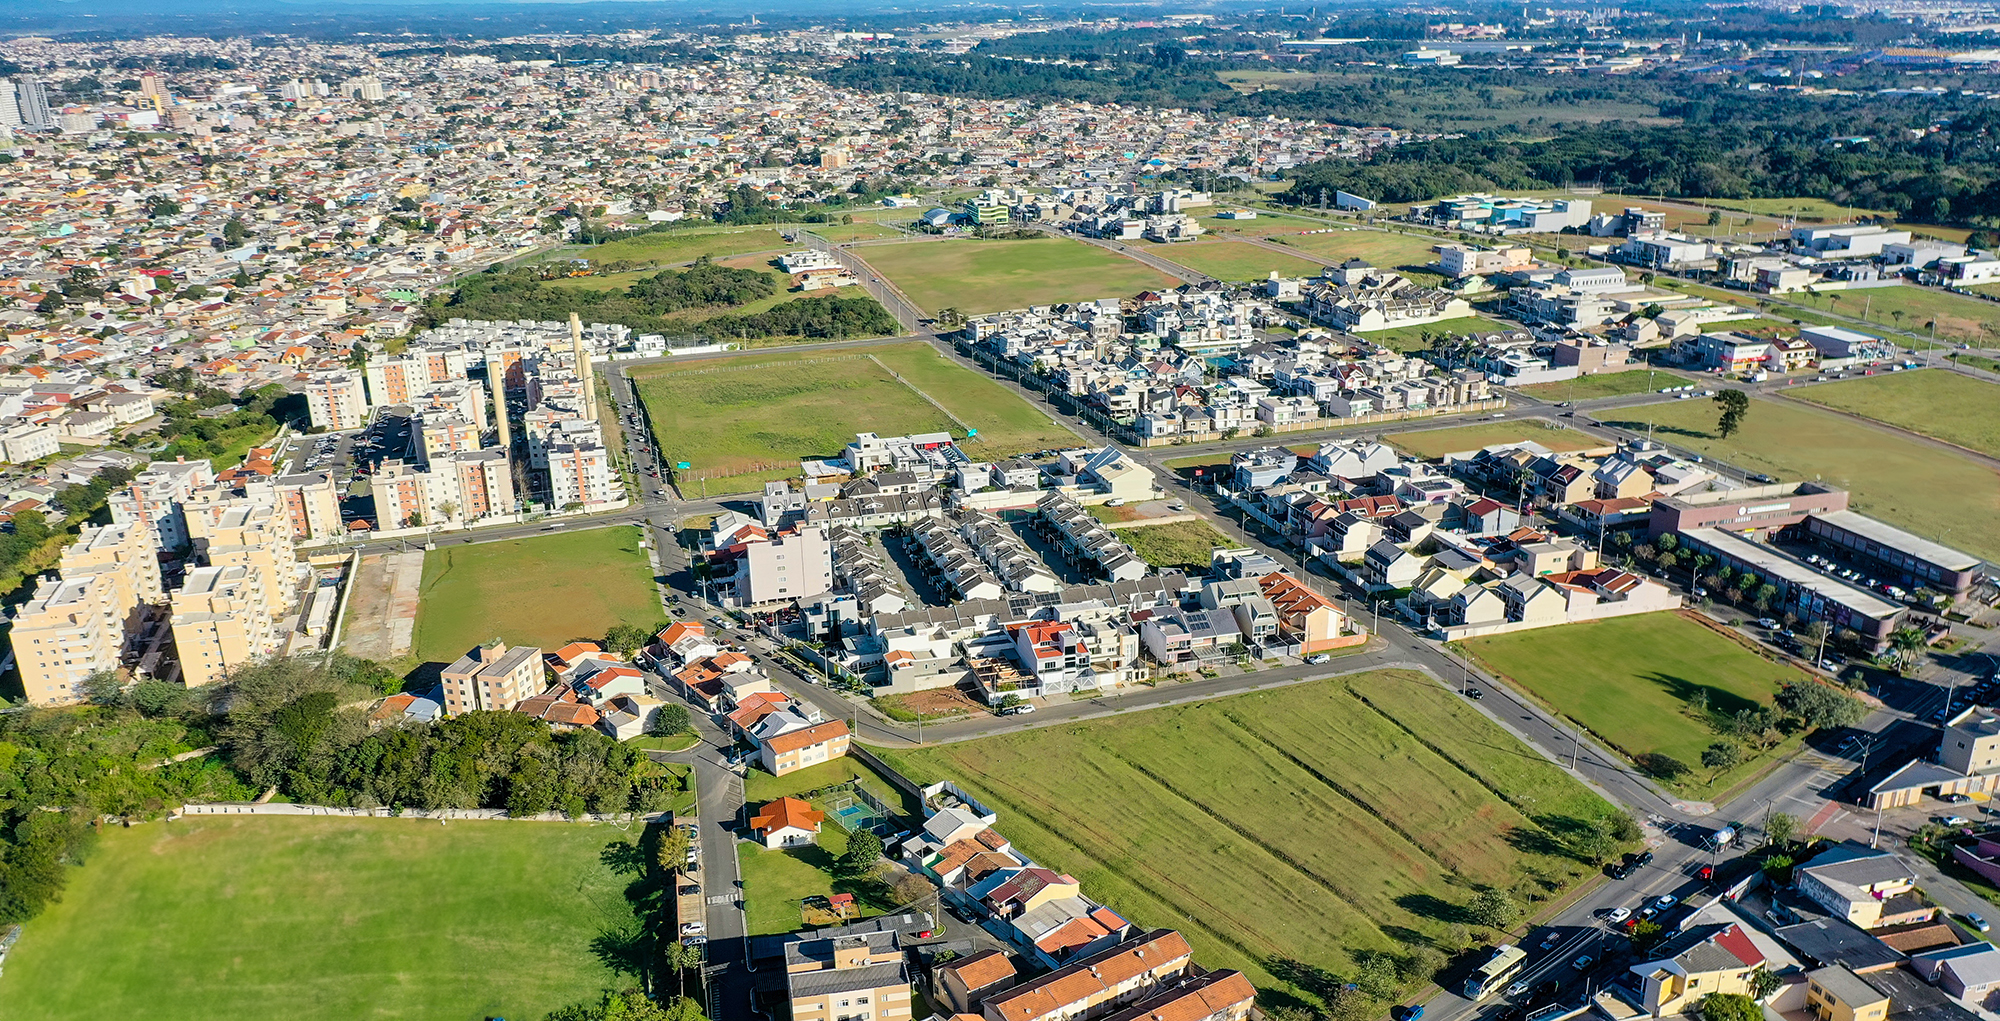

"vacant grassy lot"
[1112,519,1236,572]
[808,222,903,242]
[874,670,1620,1001]
[1513,369,1687,400]
[1459,613,1814,792]
[0,817,640,1021]
[861,237,1175,314]
[413,526,659,661]
[570,227,791,268]
[1153,240,1324,281]
[1600,397,2000,563]
[1793,370,2000,460]
[630,342,1073,494]
[1385,420,1601,459]
[743,755,923,818]
[1268,230,1442,271]
[1801,284,2000,344]
[1360,316,1508,352]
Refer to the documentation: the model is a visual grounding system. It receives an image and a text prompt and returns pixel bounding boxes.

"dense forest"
[0,654,692,927]
[430,258,899,341]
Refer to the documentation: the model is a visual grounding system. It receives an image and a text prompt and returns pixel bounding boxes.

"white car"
[1607,906,1632,924]
[1507,981,1532,999]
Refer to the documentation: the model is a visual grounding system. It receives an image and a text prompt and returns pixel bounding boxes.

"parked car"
[1467,688,1485,700]
[1607,907,1631,924]
[1970,913,1992,933]
[1573,954,1594,970]
[1655,894,1678,910]
[1942,815,1971,827]
[1000,705,1035,716]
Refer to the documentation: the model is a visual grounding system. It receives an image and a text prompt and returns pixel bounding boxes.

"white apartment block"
[304,371,369,431]
[262,473,345,541]
[719,523,835,606]
[371,451,517,528]
[0,421,59,463]
[364,349,467,408]
[546,443,619,509]
[60,520,164,633]
[12,575,124,706]
[171,564,276,688]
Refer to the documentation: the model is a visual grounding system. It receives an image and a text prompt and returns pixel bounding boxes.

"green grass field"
[1459,612,1814,792]
[739,822,898,936]
[1111,519,1236,572]
[567,227,791,268]
[630,342,1075,494]
[1358,316,1508,353]
[1797,284,2000,344]
[1599,397,2000,563]
[0,817,640,1021]
[808,223,903,242]
[1513,368,1688,400]
[1267,230,1442,271]
[1152,240,1324,281]
[413,526,660,662]
[1792,370,2000,460]
[743,756,923,819]
[1385,420,1602,459]
[859,237,1176,314]
[872,670,1620,1001]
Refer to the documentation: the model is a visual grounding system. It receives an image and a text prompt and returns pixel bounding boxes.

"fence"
[177,802,668,823]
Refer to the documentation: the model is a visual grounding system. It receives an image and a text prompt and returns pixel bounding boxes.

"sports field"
[1792,370,2000,460]
[1385,420,1601,459]
[413,526,659,661]
[1599,397,2000,563]
[1513,369,1687,401]
[568,227,791,269]
[1459,612,1814,792]
[0,817,640,1021]
[1153,240,1323,281]
[859,237,1176,314]
[874,670,1621,1000]
[630,342,1075,495]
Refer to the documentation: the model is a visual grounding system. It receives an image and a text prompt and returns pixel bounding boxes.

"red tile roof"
[749,796,825,836]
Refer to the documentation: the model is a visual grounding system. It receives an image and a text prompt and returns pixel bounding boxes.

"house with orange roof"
[749,796,826,848]
[1255,571,1362,655]
[1095,971,1255,1021]
[514,688,603,730]
[981,930,1194,1021]
[726,691,794,738]
[656,621,718,663]
[938,950,1020,1015]
[759,719,851,777]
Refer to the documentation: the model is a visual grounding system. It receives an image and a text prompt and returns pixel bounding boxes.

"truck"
[1712,825,1736,847]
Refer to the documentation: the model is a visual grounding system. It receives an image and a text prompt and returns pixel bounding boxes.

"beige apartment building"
[12,575,123,705]
[171,564,275,687]
[60,521,163,633]
[304,371,369,431]
[787,932,914,1021]
[187,499,298,621]
[264,473,344,541]
[440,641,545,713]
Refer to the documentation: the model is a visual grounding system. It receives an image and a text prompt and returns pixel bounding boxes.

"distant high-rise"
[14,78,54,129]
[0,80,19,129]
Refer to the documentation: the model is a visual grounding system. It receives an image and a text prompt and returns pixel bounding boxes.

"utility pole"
[1570,723,1581,769]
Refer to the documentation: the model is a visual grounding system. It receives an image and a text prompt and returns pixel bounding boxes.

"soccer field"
[0,817,642,1021]
[630,342,1077,495]
[1459,613,1813,792]
[860,237,1176,314]
[413,525,660,662]
[1599,396,2000,564]
[875,670,1622,1004]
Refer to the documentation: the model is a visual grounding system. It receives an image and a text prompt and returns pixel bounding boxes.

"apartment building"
[263,473,344,541]
[109,458,217,552]
[364,349,467,408]
[446,450,516,520]
[440,641,545,713]
[546,442,620,509]
[713,519,835,606]
[11,575,123,706]
[59,521,164,634]
[418,414,483,465]
[186,498,298,621]
[786,931,914,1021]
[0,421,59,463]
[760,719,851,776]
[304,371,369,431]
[171,564,276,687]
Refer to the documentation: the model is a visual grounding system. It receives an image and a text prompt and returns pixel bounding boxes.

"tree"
[1608,812,1644,843]
[835,830,884,878]
[1761,854,1795,883]
[1774,680,1866,731]
[656,826,691,876]
[649,703,692,738]
[661,941,705,998]
[1630,919,1665,951]
[1699,993,1763,1021]
[545,989,707,1021]
[1707,210,1723,227]
[1467,888,1520,931]
[81,669,126,706]
[1702,741,1742,779]
[1749,967,1783,1000]
[223,217,247,245]
[605,623,653,658]
[1889,625,1929,675]
[1712,389,1750,438]
[1765,811,1798,847]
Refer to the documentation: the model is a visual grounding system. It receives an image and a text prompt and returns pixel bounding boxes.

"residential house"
[1796,845,1928,930]
[750,797,827,849]
[981,930,1194,1021]
[1629,923,1767,1018]
[760,719,852,777]
[787,931,915,1021]
[937,951,1020,1016]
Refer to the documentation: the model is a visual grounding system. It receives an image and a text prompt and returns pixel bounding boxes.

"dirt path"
[339,551,425,661]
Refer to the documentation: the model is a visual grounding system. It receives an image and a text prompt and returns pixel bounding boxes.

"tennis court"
[829,793,891,835]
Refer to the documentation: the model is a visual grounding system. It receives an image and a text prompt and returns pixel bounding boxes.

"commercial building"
[1648,481,1851,538]
[1673,528,1905,647]
[1803,510,1981,600]
[440,641,545,713]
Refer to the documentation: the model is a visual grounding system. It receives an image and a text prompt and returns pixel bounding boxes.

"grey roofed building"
[1861,960,1986,1021]
[1774,918,1907,973]
[788,960,909,999]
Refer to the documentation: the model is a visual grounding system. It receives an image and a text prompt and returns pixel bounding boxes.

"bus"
[1464,944,1528,1001]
